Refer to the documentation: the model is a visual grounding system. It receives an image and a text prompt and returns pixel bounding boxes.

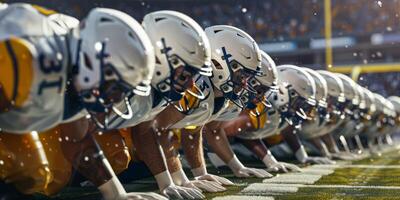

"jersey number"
[37,54,64,95]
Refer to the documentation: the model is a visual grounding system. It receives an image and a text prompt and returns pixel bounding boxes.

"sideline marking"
[242,183,400,195]
[313,164,400,169]
[213,195,274,200]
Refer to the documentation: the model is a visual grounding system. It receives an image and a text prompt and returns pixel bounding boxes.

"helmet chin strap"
[111,97,133,120]
[88,97,134,130]
[296,108,308,120]
[186,84,206,100]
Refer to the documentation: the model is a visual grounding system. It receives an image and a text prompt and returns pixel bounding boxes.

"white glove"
[155,171,204,199]
[171,168,225,193]
[192,166,235,186]
[331,152,359,160]
[295,146,336,164]
[262,153,302,173]
[98,176,168,200]
[227,155,273,178]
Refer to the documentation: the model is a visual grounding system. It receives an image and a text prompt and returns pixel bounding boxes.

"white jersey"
[171,76,214,128]
[0,4,73,133]
[236,108,282,140]
[205,96,231,124]
[299,116,326,139]
[317,116,345,137]
[106,92,154,129]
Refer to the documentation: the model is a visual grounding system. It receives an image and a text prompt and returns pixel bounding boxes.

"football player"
[98,10,214,200]
[0,4,167,200]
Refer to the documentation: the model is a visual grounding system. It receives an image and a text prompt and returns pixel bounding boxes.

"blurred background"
[4,0,400,96]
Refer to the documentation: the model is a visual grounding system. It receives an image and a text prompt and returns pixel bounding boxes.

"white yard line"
[213,195,275,200]
[241,183,400,195]
[312,164,400,169]
[261,183,400,190]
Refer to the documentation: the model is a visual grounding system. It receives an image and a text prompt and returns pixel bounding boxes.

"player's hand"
[304,156,336,164]
[227,155,272,178]
[266,162,302,173]
[195,174,235,186]
[262,153,301,173]
[123,192,168,200]
[232,166,273,178]
[184,179,226,193]
[161,185,204,199]
[331,152,358,160]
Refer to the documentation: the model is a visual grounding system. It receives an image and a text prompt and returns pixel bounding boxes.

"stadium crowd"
[13,0,400,96]
[17,0,400,41]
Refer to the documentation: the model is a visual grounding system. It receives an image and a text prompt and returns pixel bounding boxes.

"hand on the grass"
[227,155,273,178]
[262,153,302,173]
[295,145,335,164]
[156,170,204,199]
[331,152,358,160]
[124,192,168,200]
[195,173,235,186]
[266,162,302,173]
[234,167,273,178]
[161,184,205,199]
[304,156,336,164]
[184,179,226,193]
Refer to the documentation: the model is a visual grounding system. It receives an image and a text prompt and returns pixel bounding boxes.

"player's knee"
[0,132,52,194]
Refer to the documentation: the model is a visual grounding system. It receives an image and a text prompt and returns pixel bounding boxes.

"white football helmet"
[73,8,155,129]
[276,65,317,127]
[302,68,329,125]
[363,88,377,115]
[303,68,328,107]
[249,51,278,91]
[388,96,400,132]
[142,10,212,102]
[205,25,263,108]
[335,73,360,107]
[388,96,400,115]
[317,70,346,119]
[247,51,279,112]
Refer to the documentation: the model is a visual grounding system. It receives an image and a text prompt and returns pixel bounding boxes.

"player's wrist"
[227,155,245,171]
[295,145,308,163]
[191,165,207,177]
[262,152,278,167]
[154,170,175,191]
[98,176,126,200]
[171,168,190,186]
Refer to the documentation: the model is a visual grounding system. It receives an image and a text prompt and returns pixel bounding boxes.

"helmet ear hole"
[83,53,93,70]
[212,59,222,70]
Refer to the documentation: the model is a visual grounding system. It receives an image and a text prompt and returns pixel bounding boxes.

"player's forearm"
[204,122,235,164]
[131,122,168,175]
[237,138,269,160]
[59,120,113,186]
[157,130,182,173]
[221,113,254,137]
[321,133,340,153]
[281,126,302,152]
[181,127,204,169]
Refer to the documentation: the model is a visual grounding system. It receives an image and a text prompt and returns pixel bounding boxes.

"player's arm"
[281,126,334,164]
[204,121,272,178]
[237,138,301,172]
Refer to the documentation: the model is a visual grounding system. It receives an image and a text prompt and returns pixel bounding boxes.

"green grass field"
[33,146,400,200]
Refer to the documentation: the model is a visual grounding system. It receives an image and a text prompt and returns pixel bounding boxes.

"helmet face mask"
[143,11,213,107]
[205,25,263,109]
[73,8,155,130]
[154,37,211,102]
[79,41,135,130]
[217,47,263,108]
